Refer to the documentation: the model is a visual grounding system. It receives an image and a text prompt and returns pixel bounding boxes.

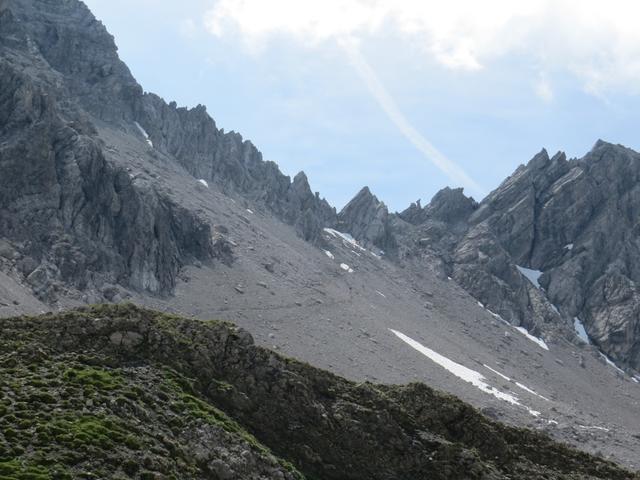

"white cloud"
[205,0,640,94]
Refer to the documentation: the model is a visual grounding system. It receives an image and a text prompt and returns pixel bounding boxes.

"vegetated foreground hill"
[0,304,637,480]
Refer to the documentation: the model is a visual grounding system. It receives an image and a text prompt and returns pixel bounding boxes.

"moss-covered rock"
[0,304,637,479]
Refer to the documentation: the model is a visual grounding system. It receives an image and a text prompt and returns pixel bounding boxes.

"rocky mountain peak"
[398,187,477,228]
[337,186,395,251]
[291,171,310,190]
[425,187,478,224]
[3,0,142,123]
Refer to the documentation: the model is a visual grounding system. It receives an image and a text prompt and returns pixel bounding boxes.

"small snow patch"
[246,209,254,214]
[564,243,574,250]
[376,290,386,298]
[323,228,366,252]
[340,263,354,273]
[486,308,508,324]
[134,121,153,147]
[573,317,590,344]
[477,301,484,308]
[324,250,334,259]
[197,179,209,188]
[577,425,610,432]
[514,326,549,350]
[517,266,543,288]
[600,352,625,375]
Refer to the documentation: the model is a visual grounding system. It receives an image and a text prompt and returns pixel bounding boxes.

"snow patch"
[323,228,366,252]
[577,425,610,432]
[197,179,209,188]
[487,308,509,324]
[515,381,549,401]
[514,326,549,350]
[516,266,543,288]
[134,122,153,147]
[324,250,334,260]
[246,209,254,214]
[340,263,354,273]
[564,243,574,250]
[599,352,625,375]
[483,365,511,382]
[573,317,590,344]
[391,329,540,417]
[376,290,386,298]
[477,301,484,308]
[484,365,549,401]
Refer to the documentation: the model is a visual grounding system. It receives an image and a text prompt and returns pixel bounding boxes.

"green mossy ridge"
[0,310,306,480]
[0,304,636,480]
[62,366,122,391]
[35,415,143,451]
[0,459,71,480]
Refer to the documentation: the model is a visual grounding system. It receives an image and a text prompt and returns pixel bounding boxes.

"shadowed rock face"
[0,52,213,298]
[0,304,635,480]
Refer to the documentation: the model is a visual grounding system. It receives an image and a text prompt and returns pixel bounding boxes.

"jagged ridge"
[337,143,640,372]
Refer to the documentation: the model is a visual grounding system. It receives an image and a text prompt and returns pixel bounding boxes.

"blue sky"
[84,0,640,211]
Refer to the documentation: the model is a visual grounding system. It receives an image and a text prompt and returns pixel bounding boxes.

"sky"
[84,0,640,211]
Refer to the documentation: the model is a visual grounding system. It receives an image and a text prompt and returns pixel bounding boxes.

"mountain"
[1,303,637,480]
[340,144,640,372]
[1,0,640,473]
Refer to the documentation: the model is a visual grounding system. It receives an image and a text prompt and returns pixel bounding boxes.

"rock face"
[337,187,396,251]
[136,96,337,241]
[0,304,635,480]
[0,0,336,302]
[474,142,640,370]
[0,31,213,298]
[336,144,640,371]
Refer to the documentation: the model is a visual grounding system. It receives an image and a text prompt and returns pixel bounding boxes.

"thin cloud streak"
[341,40,486,198]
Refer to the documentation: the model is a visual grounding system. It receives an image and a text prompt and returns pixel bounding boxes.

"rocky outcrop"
[1,0,141,123]
[400,187,478,229]
[337,187,396,251]
[383,143,640,371]
[0,304,635,480]
[135,96,337,242]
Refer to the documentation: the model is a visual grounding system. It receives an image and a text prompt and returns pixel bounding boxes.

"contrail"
[341,40,486,198]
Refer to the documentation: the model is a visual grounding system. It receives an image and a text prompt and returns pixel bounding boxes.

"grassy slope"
[0,304,637,480]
